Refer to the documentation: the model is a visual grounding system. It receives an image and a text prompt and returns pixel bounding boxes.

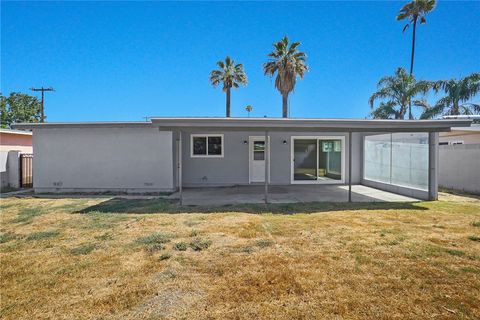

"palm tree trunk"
[408,18,417,120]
[226,87,231,117]
[410,18,417,75]
[399,104,406,120]
[282,94,288,118]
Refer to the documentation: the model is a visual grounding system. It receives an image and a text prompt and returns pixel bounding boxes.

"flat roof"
[12,121,152,130]
[0,128,33,135]
[150,117,472,132]
[11,117,472,132]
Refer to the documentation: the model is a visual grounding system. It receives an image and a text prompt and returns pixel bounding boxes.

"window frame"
[290,135,346,185]
[190,134,224,158]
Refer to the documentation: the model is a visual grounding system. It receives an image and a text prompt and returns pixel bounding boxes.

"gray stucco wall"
[33,127,174,193]
[175,130,362,187]
[439,144,480,194]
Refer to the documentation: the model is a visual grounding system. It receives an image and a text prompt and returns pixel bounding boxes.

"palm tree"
[209,56,248,117]
[263,36,308,118]
[369,67,431,119]
[245,105,253,117]
[418,73,480,119]
[397,0,436,75]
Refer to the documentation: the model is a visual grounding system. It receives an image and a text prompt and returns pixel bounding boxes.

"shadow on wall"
[76,198,428,215]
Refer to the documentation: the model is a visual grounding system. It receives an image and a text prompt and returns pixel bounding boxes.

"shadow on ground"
[76,198,428,215]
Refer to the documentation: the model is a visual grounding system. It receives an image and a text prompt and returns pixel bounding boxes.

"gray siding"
[33,127,174,193]
[175,130,363,187]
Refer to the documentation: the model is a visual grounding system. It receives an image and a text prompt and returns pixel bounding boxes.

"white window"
[191,134,224,158]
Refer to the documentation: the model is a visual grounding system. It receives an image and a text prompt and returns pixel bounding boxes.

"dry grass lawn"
[1,194,480,319]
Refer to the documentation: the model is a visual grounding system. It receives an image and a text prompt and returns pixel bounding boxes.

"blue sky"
[1,1,479,121]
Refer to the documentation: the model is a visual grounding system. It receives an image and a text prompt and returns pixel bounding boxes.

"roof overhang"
[11,121,152,130]
[11,118,473,133]
[0,128,33,135]
[150,117,473,133]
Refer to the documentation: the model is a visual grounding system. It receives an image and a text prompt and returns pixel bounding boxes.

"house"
[439,124,480,145]
[0,128,33,189]
[12,117,472,202]
[438,124,480,194]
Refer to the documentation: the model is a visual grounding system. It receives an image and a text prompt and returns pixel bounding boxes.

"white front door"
[249,137,266,182]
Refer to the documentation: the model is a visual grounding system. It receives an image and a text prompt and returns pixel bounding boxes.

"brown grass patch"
[1,195,479,319]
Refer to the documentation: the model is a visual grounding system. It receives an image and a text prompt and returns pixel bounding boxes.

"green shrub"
[10,207,44,224]
[173,242,188,251]
[26,231,59,241]
[472,221,480,227]
[256,238,274,248]
[468,235,480,242]
[445,248,465,256]
[189,238,212,251]
[241,246,255,254]
[70,244,96,255]
[136,232,173,253]
[190,229,200,237]
[159,253,171,261]
[0,231,17,244]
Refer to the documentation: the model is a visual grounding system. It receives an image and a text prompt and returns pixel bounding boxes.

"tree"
[397,0,436,75]
[369,68,431,119]
[209,56,248,117]
[397,0,436,119]
[418,73,480,119]
[245,105,253,117]
[263,36,308,118]
[0,92,42,128]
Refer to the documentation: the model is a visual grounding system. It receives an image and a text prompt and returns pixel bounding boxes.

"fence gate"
[20,154,33,188]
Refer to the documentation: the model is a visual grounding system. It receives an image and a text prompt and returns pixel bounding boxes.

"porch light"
[283,140,288,145]
[243,140,248,144]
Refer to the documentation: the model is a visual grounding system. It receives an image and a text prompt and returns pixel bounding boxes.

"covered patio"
[175,184,418,206]
[150,117,472,205]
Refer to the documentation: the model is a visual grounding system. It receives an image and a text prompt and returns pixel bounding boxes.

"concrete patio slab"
[176,184,418,206]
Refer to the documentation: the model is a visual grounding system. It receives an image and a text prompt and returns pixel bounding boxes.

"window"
[253,141,265,160]
[191,134,223,157]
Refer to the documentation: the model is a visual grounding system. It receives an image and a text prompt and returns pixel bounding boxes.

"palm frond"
[263,36,308,96]
[370,101,399,119]
[419,103,444,119]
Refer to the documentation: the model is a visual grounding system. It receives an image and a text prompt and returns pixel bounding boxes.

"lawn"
[1,194,479,319]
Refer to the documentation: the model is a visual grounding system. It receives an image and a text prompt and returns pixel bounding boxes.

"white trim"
[190,134,224,158]
[290,136,346,184]
[248,136,270,184]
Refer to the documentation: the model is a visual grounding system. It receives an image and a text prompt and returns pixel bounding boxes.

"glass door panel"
[293,139,317,180]
[293,138,343,182]
[318,139,342,181]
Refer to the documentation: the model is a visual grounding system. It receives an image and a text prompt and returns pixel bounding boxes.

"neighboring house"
[0,128,33,189]
[13,117,472,201]
[439,124,480,145]
[438,124,480,194]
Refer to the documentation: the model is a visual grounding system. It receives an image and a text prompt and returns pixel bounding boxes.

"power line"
[30,87,54,122]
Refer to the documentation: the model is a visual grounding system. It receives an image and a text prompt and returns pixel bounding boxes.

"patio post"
[348,131,352,202]
[264,130,269,204]
[428,132,439,200]
[178,130,183,205]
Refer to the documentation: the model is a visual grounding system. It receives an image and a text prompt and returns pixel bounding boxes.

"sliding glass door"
[292,137,344,183]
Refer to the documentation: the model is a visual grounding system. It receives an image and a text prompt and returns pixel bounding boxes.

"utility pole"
[30,87,54,122]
